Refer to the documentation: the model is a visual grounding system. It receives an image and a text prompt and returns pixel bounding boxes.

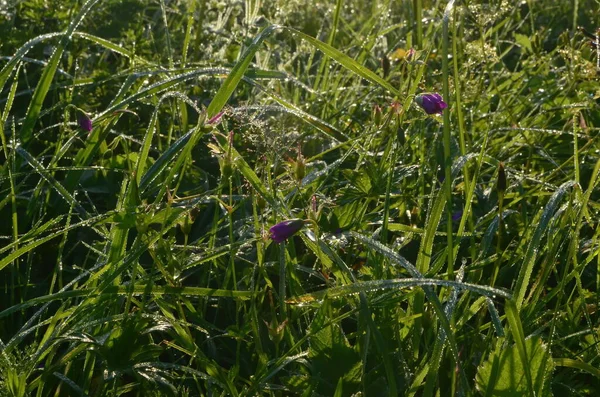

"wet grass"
[1,0,600,395]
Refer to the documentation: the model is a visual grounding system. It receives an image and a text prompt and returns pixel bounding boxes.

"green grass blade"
[97,68,228,121]
[347,231,470,392]
[73,32,152,64]
[135,92,201,186]
[285,27,401,97]
[19,0,101,145]
[514,180,576,309]
[554,358,600,378]
[15,145,88,217]
[0,33,62,92]
[205,24,280,119]
[505,299,535,395]
[287,277,510,303]
[139,128,196,194]
[0,286,252,320]
[206,23,401,122]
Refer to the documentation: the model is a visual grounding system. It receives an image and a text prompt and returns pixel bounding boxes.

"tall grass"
[1,0,600,395]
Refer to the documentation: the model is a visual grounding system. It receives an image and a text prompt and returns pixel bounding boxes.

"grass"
[1,0,600,395]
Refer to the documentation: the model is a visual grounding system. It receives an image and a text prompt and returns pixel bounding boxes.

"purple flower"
[415,93,448,115]
[269,219,305,243]
[452,211,463,222]
[78,113,93,132]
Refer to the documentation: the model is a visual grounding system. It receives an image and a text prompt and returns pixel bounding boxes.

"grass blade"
[505,299,535,395]
[514,180,576,309]
[19,0,101,145]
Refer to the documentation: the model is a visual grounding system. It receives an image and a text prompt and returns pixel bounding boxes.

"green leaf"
[514,33,533,53]
[309,302,361,395]
[342,169,372,195]
[476,335,553,396]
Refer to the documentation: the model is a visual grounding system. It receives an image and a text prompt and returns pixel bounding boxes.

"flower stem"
[442,0,456,279]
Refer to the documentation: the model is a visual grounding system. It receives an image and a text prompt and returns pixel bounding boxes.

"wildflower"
[78,113,93,132]
[452,211,463,222]
[415,93,448,115]
[269,219,306,243]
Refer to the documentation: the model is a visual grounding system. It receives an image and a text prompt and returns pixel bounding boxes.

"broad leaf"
[476,336,553,396]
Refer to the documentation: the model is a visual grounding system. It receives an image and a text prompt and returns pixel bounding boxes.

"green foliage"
[476,336,554,396]
[307,302,362,395]
[1,0,600,395]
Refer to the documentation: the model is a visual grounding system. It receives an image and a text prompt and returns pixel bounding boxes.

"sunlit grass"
[1,0,600,395]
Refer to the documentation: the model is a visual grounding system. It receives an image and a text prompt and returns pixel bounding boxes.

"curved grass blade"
[0,212,113,272]
[73,32,153,65]
[0,285,252,320]
[15,145,88,217]
[286,277,511,304]
[285,27,401,97]
[97,68,228,121]
[206,24,402,122]
[0,32,62,92]
[149,119,211,203]
[553,358,600,378]
[347,231,471,392]
[20,0,101,145]
[205,24,281,119]
[135,91,201,186]
[138,128,193,193]
[514,180,576,309]
[505,299,535,395]
[0,56,72,78]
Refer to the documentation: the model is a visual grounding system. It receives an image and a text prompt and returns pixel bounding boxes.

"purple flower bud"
[207,111,224,125]
[78,113,93,132]
[415,93,448,115]
[452,211,463,222]
[269,219,305,243]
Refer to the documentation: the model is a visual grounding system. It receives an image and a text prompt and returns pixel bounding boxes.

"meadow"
[1,0,600,395]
